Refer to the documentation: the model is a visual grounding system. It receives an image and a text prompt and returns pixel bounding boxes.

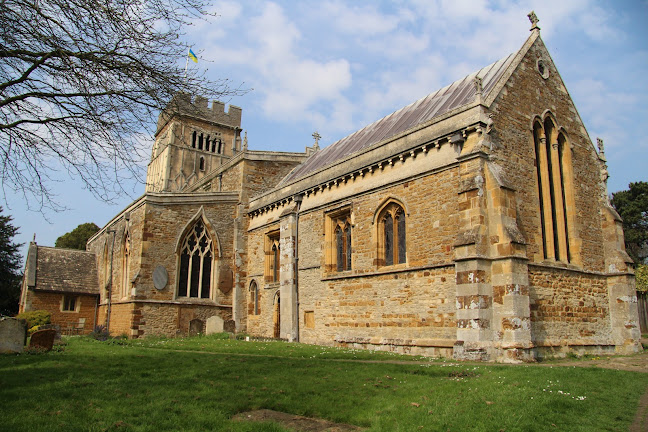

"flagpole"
[183,46,190,84]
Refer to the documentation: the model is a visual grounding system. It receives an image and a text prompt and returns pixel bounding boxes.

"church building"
[20,14,642,362]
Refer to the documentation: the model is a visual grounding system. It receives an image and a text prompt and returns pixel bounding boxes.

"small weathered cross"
[527,11,540,31]
[312,131,321,149]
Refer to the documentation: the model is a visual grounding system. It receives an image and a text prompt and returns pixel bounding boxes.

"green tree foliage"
[0,206,22,315]
[611,181,648,264]
[55,222,100,250]
[636,264,648,292]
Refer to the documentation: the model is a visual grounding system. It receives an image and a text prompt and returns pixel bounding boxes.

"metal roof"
[282,54,514,184]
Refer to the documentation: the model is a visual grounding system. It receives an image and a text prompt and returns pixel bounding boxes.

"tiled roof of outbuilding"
[34,246,99,295]
[281,54,515,184]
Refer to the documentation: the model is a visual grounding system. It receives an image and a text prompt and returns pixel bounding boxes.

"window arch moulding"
[373,197,408,267]
[174,207,220,301]
[530,113,579,265]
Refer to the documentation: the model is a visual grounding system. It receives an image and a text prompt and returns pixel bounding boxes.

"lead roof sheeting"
[282,54,514,184]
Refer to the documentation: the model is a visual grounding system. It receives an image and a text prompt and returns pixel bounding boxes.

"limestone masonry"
[20,16,642,362]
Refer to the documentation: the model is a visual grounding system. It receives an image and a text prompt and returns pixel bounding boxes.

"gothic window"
[378,202,406,266]
[198,133,204,150]
[121,230,130,299]
[249,280,259,315]
[325,208,352,273]
[265,230,280,283]
[533,116,573,262]
[192,131,197,148]
[199,156,205,171]
[177,219,213,299]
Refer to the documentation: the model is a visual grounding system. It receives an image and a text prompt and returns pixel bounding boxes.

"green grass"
[1,336,646,432]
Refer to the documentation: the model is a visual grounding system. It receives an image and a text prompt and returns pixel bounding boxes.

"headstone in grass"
[29,329,56,351]
[206,316,224,335]
[189,319,204,336]
[0,317,27,353]
[224,319,235,333]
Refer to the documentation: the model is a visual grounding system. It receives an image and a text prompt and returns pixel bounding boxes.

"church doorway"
[273,291,280,338]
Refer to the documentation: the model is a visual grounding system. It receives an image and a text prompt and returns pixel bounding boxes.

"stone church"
[20,15,642,362]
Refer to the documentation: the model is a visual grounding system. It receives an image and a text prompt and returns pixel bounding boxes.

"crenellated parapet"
[157,93,242,134]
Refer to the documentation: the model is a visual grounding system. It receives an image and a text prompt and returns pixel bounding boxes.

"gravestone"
[29,329,57,351]
[224,319,236,333]
[188,318,204,336]
[0,317,26,353]
[206,316,224,334]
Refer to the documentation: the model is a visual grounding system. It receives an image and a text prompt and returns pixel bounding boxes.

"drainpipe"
[293,194,303,342]
[106,229,117,333]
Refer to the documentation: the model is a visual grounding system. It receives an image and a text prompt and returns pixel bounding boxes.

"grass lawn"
[0,335,646,431]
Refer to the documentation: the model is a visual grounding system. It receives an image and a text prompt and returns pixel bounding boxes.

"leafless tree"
[0,0,241,210]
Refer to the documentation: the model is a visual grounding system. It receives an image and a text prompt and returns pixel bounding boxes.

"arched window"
[378,202,406,266]
[334,220,351,271]
[533,116,572,262]
[265,230,280,283]
[198,133,204,150]
[177,219,213,298]
[191,131,197,148]
[121,230,130,299]
[249,280,259,315]
[199,156,205,171]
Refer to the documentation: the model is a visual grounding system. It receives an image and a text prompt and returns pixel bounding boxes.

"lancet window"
[325,208,352,273]
[121,230,130,299]
[533,116,573,262]
[177,219,213,299]
[249,280,259,315]
[265,231,280,283]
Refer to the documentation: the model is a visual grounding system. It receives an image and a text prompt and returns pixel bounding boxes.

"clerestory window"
[177,219,213,299]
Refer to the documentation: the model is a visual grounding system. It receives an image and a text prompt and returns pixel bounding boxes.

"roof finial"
[528,11,540,31]
[597,137,606,161]
[312,131,321,151]
[473,76,483,103]
[242,131,248,151]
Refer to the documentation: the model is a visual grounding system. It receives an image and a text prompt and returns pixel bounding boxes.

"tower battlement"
[157,93,242,134]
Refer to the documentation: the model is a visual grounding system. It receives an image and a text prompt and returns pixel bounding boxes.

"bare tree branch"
[0,0,244,211]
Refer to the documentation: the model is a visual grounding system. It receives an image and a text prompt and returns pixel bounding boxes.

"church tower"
[146,93,243,192]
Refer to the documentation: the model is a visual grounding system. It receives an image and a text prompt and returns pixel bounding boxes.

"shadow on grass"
[1,338,647,432]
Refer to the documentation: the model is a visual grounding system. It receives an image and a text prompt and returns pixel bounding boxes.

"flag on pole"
[188,48,198,63]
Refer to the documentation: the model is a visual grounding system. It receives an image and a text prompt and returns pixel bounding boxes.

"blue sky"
[5,0,648,260]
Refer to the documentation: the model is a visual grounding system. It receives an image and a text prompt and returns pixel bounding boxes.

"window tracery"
[378,202,406,266]
[177,219,213,298]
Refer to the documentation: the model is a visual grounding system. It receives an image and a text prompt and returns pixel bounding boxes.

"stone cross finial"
[312,131,321,150]
[528,11,540,31]
[473,76,483,97]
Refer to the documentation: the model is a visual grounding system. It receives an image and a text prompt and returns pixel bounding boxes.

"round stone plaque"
[152,265,168,290]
